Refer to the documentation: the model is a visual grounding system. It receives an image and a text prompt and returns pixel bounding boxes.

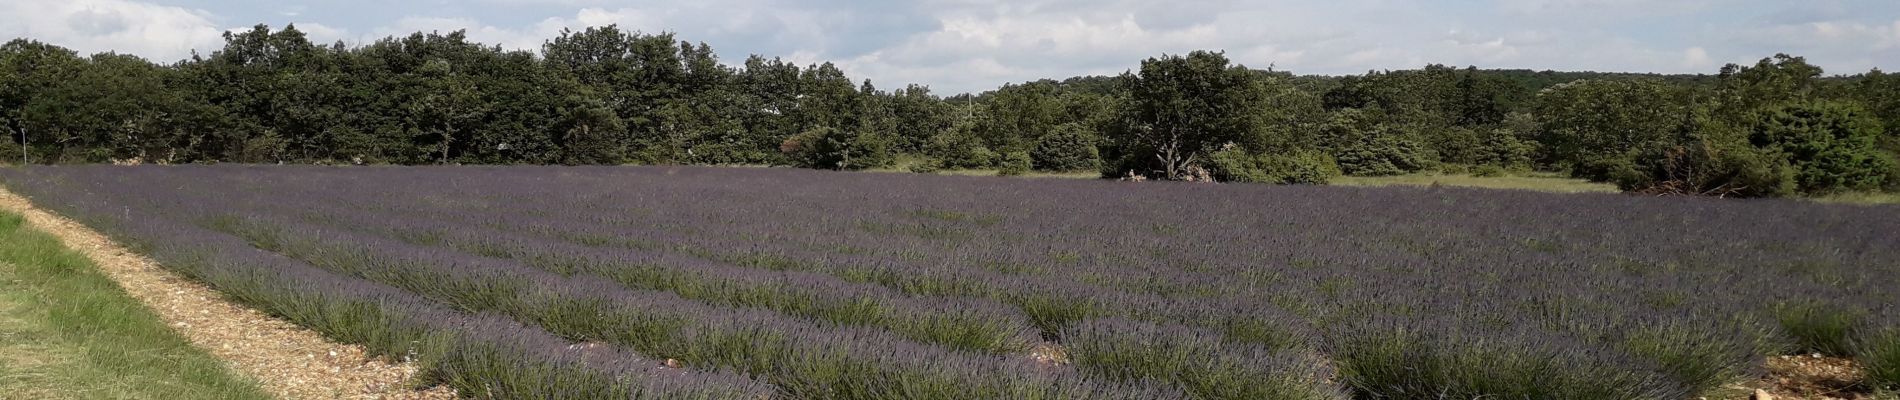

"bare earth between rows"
[0,186,452,400]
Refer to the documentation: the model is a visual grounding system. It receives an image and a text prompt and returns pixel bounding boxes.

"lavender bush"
[3,164,1896,399]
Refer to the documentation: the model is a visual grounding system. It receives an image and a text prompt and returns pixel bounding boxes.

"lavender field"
[2,165,1897,399]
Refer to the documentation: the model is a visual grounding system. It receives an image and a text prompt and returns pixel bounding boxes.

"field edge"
[0,184,455,400]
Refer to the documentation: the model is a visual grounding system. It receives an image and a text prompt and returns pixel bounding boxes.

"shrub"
[1266,152,1343,185]
[925,130,998,169]
[1797,146,1894,194]
[1612,137,1798,198]
[1206,146,1264,182]
[1885,155,1900,192]
[238,132,287,163]
[781,126,892,170]
[0,140,19,165]
[908,161,943,174]
[1207,146,1341,184]
[1328,320,1685,400]
[1426,126,1484,165]
[1471,165,1506,177]
[1473,130,1537,169]
[1858,326,1900,390]
[1031,123,1102,172]
[1064,319,1345,400]
[1749,101,1894,194]
[997,151,1032,176]
[1772,301,1864,356]
[1620,321,1760,395]
[1333,134,1429,176]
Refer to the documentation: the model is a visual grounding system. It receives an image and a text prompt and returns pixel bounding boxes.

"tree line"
[3,24,1897,197]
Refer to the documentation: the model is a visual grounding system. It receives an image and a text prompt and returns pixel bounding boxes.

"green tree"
[885,84,953,154]
[1309,109,1432,176]
[1748,101,1894,193]
[555,94,627,165]
[1334,130,1431,176]
[1851,70,1900,157]
[1714,54,1823,122]
[29,53,198,163]
[736,56,805,164]
[924,126,998,169]
[1030,123,1101,171]
[410,58,487,164]
[781,125,887,170]
[543,26,693,163]
[1105,51,1273,180]
[1533,79,1693,180]
[0,39,86,164]
[1609,109,1796,197]
[975,81,1064,152]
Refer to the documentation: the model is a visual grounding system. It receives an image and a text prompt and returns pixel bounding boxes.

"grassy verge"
[1332,171,1620,193]
[0,211,269,400]
[1811,191,1900,205]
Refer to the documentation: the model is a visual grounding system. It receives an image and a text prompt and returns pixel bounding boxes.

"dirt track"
[0,185,452,399]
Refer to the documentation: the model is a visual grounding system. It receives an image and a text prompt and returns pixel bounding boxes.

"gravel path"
[0,185,454,400]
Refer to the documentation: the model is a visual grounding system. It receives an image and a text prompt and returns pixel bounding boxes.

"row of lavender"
[0,168,776,398]
[5,165,1898,399]
[239,165,1896,397]
[0,167,1275,399]
[339,166,1900,395]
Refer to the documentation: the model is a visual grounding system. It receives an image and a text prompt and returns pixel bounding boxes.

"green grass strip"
[0,211,270,400]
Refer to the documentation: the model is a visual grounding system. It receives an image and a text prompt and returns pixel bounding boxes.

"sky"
[2,0,1897,94]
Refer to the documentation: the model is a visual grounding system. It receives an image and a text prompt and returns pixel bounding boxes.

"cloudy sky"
[3,0,1897,93]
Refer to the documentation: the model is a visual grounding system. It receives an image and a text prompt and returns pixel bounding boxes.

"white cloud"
[1683,47,1713,69]
[0,0,224,61]
[1499,0,1714,19]
[355,3,838,58]
[366,16,552,50]
[3,0,1895,93]
[819,11,1231,92]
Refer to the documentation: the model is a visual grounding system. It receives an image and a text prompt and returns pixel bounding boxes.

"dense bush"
[1748,101,1895,194]
[1426,126,1484,166]
[925,130,999,169]
[1030,123,1101,171]
[1206,146,1340,184]
[1619,101,1900,197]
[1064,319,1345,400]
[997,151,1033,176]
[1609,136,1798,197]
[1428,124,1535,167]
[1333,133,1430,176]
[781,126,892,170]
[0,140,18,165]
[1774,301,1865,356]
[908,161,943,174]
[1473,129,1537,168]
[1861,325,1900,390]
[1533,79,1693,180]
